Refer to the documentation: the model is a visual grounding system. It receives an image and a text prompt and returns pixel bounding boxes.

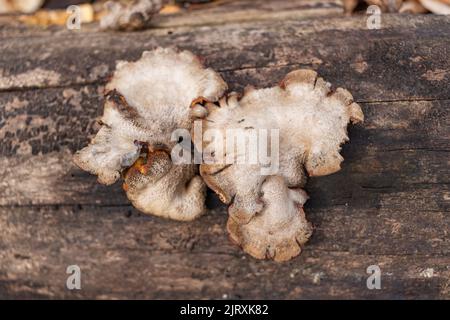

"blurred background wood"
[0,0,449,299]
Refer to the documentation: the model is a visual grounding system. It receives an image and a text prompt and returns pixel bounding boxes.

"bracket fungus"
[100,0,165,30]
[74,47,227,220]
[193,69,363,261]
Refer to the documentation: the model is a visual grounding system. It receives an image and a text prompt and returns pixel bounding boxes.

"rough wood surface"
[0,1,449,299]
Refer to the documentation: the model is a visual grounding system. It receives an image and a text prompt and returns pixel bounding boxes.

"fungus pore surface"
[194,69,363,261]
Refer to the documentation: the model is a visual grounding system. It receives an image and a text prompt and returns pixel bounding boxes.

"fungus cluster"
[74,47,363,261]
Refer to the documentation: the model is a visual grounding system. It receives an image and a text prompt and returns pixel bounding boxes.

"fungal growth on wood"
[100,0,166,30]
[193,69,363,261]
[73,47,227,220]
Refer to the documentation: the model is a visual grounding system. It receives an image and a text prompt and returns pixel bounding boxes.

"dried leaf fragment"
[18,4,94,27]
[74,47,363,261]
[399,0,428,13]
[0,0,43,14]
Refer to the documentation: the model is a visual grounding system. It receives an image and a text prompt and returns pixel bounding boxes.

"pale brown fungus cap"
[74,47,227,221]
